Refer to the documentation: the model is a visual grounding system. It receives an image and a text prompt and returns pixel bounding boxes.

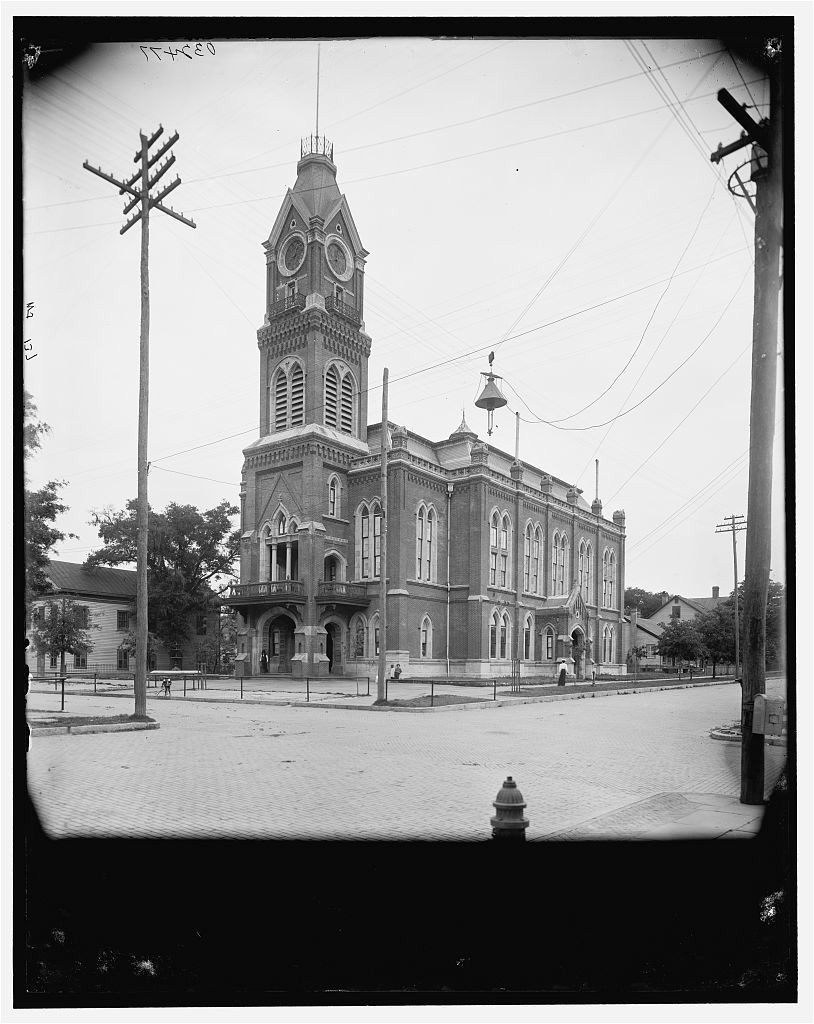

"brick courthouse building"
[224,138,627,680]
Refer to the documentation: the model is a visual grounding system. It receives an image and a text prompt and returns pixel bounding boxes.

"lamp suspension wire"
[316,43,321,139]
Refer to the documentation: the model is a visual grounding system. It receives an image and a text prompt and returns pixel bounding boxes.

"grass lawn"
[385,694,492,708]
[29,713,156,728]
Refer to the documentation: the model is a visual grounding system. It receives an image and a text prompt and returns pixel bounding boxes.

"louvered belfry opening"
[290,363,304,425]
[324,365,339,428]
[340,373,353,433]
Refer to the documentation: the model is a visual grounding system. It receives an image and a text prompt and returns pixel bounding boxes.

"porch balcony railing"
[325,294,361,325]
[316,580,368,603]
[268,292,306,319]
[226,580,305,603]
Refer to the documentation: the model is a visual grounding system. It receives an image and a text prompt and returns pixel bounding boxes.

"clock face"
[327,241,347,277]
[284,237,305,272]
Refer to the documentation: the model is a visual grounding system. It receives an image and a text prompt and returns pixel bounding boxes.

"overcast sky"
[21,26,789,599]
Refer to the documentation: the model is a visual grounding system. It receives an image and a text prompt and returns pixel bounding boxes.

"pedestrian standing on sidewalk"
[591,666,596,685]
[558,660,567,687]
[394,664,402,680]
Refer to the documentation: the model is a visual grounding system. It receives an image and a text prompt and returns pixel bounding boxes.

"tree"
[624,587,666,619]
[85,499,240,653]
[30,598,97,675]
[657,619,706,668]
[24,391,76,614]
[724,579,785,671]
[695,604,736,678]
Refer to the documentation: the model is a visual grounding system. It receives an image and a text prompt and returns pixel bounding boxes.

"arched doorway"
[265,614,296,673]
[571,627,586,680]
[325,621,344,674]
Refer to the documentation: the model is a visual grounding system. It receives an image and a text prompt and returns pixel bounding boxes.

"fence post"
[184,676,187,698]
[494,678,497,701]
[431,681,434,708]
[306,677,310,703]
[367,676,370,697]
[94,671,97,694]
[240,675,243,700]
[60,676,65,713]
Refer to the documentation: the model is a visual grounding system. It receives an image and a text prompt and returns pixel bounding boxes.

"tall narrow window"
[551,533,559,592]
[416,507,424,579]
[490,614,498,659]
[499,614,508,659]
[608,552,616,609]
[524,617,531,659]
[585,543,593,603]
[532,527,541,595]
[373,505,382,578]
[489,511,500,586]
[425,510,433,582]
[328,478,337,517]
[420,616,432,658]
[579,541,587,600]
[524,525,531,592]
[545,628,554,660]
[361,507,370,578]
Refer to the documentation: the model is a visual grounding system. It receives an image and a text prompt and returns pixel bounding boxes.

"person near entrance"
[260,648,269,673]
[591,666,596,685]
[557,660,567,687]
[394,664,402,680]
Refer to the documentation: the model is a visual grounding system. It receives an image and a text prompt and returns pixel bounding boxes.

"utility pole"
[376,369,389,703]
[711,49,783,804]
[84,128,196,718]
[715,514,747,678]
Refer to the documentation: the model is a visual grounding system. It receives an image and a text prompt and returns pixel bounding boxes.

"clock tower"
[228,135,373,678]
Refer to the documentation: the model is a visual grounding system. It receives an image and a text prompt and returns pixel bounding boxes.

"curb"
[30,721,160,736]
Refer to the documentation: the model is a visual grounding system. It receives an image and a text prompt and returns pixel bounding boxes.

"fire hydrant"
[490,776,529,840]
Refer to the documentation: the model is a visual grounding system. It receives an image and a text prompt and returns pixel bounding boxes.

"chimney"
[712,586,719,599]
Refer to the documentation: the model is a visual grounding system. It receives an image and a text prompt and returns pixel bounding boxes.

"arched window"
[327,475,340,518]
[324,362,356,436]
[489,511,500,586]
[524,523,532,592]
[602,549,616,607]
[551,532,559,593]
[545,627,555,661]
[489,611,498,659]
[277,513,287,536]
[420,615,433,658]
[350,615,367,659]
[532,525,541,595]
[602,625,615,663]
[372,502,382,578]
[270,360,304,432]
[579,541,588,601]
[360,505,370,578]
[523,614,533,660]
[585,542,593,603]
[555,534,568,595]
[369,614,380,658]
[500,612,510,659]
[500,515,510,588]
[415,504,436,582]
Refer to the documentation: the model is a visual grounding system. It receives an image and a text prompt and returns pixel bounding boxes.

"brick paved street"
[26,678,787,841]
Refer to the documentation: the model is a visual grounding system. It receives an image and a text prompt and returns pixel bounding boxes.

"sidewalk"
[27,670,747,713]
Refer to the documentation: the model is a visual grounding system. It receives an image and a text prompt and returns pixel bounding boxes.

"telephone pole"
[710,47,783,804]
[84,128,196,718]
[376,369,389,704]
[715,514,747,678]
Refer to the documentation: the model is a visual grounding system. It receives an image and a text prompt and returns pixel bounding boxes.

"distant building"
[635,586,730,670]
[25,560,218,674]
[222,137,627,680]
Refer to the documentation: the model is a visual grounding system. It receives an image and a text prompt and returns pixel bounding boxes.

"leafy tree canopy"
[24,391,76,612]
[695,604,736,673]
[30,598,98,674]
[624,587,668,619]
[85,499,239,651]
[657,619,706,663]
